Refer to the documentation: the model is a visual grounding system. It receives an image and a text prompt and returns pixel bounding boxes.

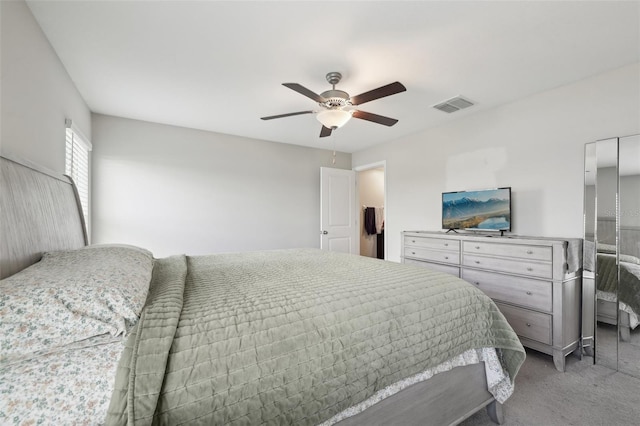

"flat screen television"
[442,187,511,232]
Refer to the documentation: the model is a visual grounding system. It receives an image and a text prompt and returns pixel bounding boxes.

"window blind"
[65,119,92,236]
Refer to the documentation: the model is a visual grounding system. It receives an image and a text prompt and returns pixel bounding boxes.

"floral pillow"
[0,245,153,363]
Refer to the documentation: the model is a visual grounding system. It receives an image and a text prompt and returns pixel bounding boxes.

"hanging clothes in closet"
[363,206,384,259]
[364,207,377,235]
[375,207,384,260]
[374,207,384,234]
[364,207,385,235]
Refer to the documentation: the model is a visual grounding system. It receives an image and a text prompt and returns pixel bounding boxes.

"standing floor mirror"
[583,134,640,377]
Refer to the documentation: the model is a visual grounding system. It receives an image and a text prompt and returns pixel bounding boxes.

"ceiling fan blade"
[350,82,406,106]
[283,83,327,103]
[352,110,399,127]
[261,110,314,120]
[320,126,332,138]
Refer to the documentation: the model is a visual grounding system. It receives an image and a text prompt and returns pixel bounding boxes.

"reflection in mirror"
[618,134,640,378]
[582,142,596,355]
[594,138,618,371]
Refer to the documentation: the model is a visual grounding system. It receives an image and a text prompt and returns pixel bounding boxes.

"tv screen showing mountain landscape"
[442,188,511,231]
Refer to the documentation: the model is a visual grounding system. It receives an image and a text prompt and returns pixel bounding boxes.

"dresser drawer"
[496,302,552,345]
[404,258,460,277]
[463,241,552,262]
[462,269,552,312]
[404,236,459,252]
[405,247,459,265]
[463,254,552,279]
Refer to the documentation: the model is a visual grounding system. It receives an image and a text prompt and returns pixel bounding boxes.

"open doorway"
[355,162,386,260]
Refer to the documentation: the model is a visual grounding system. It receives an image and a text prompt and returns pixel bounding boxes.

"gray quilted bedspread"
[107,249,525,425]
[597,253,640,314]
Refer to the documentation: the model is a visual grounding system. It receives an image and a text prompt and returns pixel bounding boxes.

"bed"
[594,247,640,341]
[0,155,525,425]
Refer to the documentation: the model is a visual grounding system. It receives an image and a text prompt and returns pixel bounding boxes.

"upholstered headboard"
[596,217,640,259]
[0,155,87,279]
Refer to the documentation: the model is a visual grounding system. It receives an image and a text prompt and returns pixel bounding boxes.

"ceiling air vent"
[433,96,475,113]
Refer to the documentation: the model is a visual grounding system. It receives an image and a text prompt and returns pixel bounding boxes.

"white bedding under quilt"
[320,347,512,425]
[0,335,126,425]
[597,290,640,329]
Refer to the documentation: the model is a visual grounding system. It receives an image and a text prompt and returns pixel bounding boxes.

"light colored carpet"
[596,322,640,376]
[460,349,640,426]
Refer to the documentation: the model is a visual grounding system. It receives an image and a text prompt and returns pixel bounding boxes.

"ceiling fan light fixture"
[316,109,352,129]
[262,72,405,137]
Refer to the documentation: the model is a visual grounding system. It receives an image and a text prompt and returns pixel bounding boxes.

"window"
[65,119,92,236]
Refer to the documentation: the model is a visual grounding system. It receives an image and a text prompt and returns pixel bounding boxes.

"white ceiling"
[27,1,640,153]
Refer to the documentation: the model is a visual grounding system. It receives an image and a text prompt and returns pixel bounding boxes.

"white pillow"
[597,243,617,254]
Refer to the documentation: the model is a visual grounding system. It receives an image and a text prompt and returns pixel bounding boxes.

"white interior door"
[320,167,358,254]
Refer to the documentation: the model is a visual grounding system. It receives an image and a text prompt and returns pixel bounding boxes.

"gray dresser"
[402,231,582,371]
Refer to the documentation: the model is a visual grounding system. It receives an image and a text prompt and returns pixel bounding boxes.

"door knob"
[321,230,328,235]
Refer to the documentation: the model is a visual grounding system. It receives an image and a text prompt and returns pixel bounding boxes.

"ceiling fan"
[261,72,406,138]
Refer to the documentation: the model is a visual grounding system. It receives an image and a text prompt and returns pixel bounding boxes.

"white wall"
[0,0,91,174]
[353,63,640,262]
[621,175,640,229]
[91,114,351,257]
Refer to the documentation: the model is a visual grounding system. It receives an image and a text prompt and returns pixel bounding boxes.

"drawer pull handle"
[444,256,449,260]
[475,246,480,249]
[474,260,480,264]
[526,267,533,271]
[526,291,532,296]
[474,281,480,286]
[411,251,416,255]
[526,323,532,327]
[411,240,415,243]
[444,243,449,247]
[526,250,533,254]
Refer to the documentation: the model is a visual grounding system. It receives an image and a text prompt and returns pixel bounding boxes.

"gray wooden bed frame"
[0,154,87,279]
[597,297,632,342]
[0,155,505,425]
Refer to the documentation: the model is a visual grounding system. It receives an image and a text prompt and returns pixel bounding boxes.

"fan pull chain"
[331,133,337,165]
